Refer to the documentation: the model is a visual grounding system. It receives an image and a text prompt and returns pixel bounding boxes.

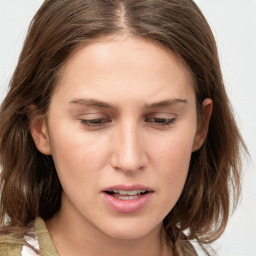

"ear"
[192,98,213,152]
[28,107,52,155]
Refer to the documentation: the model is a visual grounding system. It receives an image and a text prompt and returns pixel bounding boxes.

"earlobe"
[29,111,51,155]
[192,98,213,152]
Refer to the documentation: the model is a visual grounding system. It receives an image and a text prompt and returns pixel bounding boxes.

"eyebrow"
[69,97,187,109]
[69,98,115,109]
[145,98,188,109]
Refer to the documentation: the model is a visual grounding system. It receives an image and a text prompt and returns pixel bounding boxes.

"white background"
[0,1,255,255]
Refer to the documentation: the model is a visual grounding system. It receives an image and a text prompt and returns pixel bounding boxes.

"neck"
[46,210,172,256]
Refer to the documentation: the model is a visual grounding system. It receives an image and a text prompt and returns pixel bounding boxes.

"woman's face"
[32,36,210,240]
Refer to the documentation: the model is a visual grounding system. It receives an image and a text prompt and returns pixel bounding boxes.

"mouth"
[105,190,149,200]
[101,185,154,213]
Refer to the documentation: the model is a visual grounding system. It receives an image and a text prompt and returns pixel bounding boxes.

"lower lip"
[101,192,153,213]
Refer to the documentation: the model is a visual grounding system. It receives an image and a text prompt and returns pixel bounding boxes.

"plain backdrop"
[0,1,255,255]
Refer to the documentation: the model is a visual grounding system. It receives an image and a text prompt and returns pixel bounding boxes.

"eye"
[81,118,111,127]
[145,117,176,126]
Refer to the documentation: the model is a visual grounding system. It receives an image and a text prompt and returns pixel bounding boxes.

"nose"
[110,122,148,173]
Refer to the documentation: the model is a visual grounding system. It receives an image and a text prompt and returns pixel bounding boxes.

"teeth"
[111,190,146,195]
[117,195,139,200]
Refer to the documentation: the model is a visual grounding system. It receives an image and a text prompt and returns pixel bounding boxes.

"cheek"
[151,128,195,169]
[158,144,191,191]
[48,122,110,191]
[149,129,195,203]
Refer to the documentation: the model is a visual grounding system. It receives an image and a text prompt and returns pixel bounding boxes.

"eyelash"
[145,117,176,126]
[81,118,110,126]
[80,117,176,127]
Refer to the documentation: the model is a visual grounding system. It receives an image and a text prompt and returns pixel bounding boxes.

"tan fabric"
[0,236,22,256]
[35,218,59,256]
[0,218,59,256]
[0,235,24,256]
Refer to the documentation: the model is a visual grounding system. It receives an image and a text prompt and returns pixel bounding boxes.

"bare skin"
[31,35,212,256]
[46,211,172,256]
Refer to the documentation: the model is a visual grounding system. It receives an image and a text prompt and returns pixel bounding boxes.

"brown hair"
[0,0,246,255]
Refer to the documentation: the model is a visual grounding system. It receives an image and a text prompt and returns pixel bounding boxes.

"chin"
[99,218,162,241]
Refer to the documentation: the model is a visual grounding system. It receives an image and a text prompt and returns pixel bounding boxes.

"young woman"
[0,0,246,255]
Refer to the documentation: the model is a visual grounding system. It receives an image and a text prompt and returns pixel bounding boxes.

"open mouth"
[105,190,148,200]
[102,187,153,212]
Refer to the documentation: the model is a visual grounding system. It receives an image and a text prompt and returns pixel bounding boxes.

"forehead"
[53,35,195,106]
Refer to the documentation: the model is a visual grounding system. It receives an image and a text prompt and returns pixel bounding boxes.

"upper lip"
[102,184,154,192]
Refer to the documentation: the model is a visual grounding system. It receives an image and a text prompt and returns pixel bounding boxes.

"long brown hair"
[0,0,246,255]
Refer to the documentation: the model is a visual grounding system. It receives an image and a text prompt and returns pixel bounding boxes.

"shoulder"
[0,234,23,256]
[0,234,40,256]
[0,225,40,256]
[0,217,58,256]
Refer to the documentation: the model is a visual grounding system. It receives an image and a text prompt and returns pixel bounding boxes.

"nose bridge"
[112,119,147,172]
